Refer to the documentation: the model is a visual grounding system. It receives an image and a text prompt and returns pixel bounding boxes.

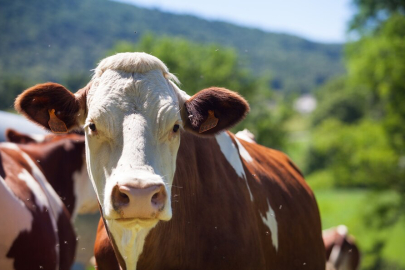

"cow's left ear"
[6,129,37,144]
[15,82,89,133]
[181,87,249,135]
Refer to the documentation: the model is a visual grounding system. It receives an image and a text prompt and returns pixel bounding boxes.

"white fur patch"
[235,129,256,143]
[0,177,33,270]
[337,225,348,236]
[72,162,98,217]
[215,132,253,201]
[235,138,253,163]
[93,52,179,84]
[261,198,278,251]
[29,134,46,143]
[18,169,49,209]
[329,225,349,264]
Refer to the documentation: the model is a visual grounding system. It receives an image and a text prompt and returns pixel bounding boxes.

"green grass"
[312,187,405,270]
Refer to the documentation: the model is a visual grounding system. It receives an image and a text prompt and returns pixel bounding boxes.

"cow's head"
[15,52,249,269]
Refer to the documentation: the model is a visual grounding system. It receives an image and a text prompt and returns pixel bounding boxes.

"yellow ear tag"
[48,109,68,133]
[199,110,219,133]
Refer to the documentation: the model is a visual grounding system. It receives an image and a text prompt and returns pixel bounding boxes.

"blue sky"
[116,0,355,43]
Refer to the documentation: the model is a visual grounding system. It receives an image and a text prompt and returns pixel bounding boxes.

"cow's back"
[136,132,325,270]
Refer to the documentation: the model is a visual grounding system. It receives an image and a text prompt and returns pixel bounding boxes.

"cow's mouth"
[114,217,159,228]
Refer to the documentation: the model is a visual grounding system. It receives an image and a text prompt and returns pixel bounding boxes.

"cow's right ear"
[15,82,88,133]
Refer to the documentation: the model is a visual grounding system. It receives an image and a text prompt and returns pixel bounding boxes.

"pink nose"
[111,184,167,219]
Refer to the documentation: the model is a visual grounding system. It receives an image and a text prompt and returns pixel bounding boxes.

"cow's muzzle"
[110,174,168,220]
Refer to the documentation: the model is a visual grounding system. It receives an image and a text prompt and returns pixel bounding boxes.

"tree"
[311,76,368,126]
[349,0,405,34]
[347,14,405,153]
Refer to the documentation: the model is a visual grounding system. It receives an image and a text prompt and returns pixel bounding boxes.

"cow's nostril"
[150,186,166,211]
[119,191,129,203]
[112,186,130,210]
[151,192,159,203]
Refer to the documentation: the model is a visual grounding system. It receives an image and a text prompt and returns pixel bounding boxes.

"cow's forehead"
[86,70,180,133]
[87,53,180,120]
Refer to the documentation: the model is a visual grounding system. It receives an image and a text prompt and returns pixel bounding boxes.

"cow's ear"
[15,82,88,133]
[6,129,37,144]
[182,87,249,135]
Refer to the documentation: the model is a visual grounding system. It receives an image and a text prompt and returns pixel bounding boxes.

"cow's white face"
[85,68,183,223]
[16,52,249,270]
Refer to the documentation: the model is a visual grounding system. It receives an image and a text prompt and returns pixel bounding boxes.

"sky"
[116,0,355,43]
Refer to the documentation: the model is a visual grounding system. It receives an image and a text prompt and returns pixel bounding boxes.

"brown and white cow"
[5,129,98,217]
[15,52,326,270]
[0,130,97,270]
[323,225,360,270]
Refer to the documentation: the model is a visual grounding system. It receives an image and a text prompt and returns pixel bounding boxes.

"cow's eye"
[173,124,180,133]
[89,123,96,132]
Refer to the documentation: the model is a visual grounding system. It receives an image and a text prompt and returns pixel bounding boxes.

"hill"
[0,0,344,99]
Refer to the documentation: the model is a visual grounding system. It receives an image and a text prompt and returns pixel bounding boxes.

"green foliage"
[311,77,368,126]
[349,0,405,33]
[0,77,31,111]
[307,118,401,188]
[110,34,289,149]
[347,14,405,152]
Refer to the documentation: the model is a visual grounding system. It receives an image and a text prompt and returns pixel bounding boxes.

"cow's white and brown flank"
[16,52,326,270]
[0,130,98,270]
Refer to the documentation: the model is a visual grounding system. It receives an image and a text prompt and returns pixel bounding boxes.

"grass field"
[309,184,405,270]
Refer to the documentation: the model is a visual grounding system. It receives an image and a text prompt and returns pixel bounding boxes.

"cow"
[5,129,98,218]
[0,129,98,270]
[323,225,360,270]
[15,52,326,270]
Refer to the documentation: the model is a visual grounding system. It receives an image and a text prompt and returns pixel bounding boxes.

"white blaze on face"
[84,53,185,269]
[261,198,279,251]
[85,68,181,219]
[215,132,254,201]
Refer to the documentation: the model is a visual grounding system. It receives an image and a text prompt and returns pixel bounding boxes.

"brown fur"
[94,131,326,270]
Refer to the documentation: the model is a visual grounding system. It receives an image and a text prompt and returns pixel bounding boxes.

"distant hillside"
[0,0,344,95]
